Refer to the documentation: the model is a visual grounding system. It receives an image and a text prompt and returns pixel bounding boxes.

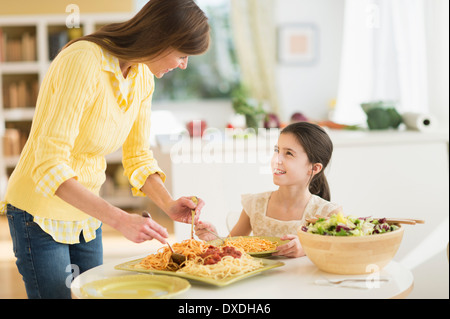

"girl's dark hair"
[281,122,333,201]
[64,0,210,61]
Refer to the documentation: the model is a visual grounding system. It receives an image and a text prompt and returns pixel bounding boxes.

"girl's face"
[271,132,317,187]
[145,48,189,78]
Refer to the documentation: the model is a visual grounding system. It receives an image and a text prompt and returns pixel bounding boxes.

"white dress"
[241,191,341,237]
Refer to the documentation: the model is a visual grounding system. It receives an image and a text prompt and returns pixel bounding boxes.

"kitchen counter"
[155,129,448,152]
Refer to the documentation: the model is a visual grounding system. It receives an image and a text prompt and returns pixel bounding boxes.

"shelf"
[105,149,122,163]
[0,62,40,73]
[3,107,35,121]
[103,195,148,209]
[2,155,20,168]
[3,149,122,168]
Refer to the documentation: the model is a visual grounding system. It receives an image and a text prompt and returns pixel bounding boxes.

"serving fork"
[203,228,226,245]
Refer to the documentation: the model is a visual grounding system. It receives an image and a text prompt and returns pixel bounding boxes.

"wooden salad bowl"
[298,225,404,275]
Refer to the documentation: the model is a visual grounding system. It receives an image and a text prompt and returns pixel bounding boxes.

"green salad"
[301,212,399,236]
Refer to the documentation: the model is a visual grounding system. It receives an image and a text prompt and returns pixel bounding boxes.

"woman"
[2,0,209,298]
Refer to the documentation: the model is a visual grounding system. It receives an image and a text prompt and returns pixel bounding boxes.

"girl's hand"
[272,234,305,258]
[165,196,204,224]
[194,221,218,241]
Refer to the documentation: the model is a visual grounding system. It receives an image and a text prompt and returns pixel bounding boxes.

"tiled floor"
[0,212,174,299]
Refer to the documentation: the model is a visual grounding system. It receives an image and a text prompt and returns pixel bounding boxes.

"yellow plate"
[207,236,289,257]
[115,258,284,287]
[80,274,190,299]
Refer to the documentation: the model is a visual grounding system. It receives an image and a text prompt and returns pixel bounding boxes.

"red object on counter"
[186,120,207,137]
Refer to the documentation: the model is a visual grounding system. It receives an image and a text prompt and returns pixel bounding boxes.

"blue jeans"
[6,204,103,299]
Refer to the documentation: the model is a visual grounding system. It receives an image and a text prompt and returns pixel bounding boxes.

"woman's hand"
[194,221,218,241]
[272,234,305,258]
[117,212,169,244]
[165,196,204,224]
[55,177,169,244]
[140,175,204,224]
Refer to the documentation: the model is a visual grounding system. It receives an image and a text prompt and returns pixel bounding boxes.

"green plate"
[207,236,289,257]
[80,274,190,299]
[115,257,284,287]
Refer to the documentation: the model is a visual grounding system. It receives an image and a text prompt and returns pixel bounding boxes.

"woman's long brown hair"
[64,0,210,61]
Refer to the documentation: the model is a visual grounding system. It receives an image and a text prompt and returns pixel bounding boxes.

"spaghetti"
[136,239,205,271]
[178,251,263,280]
[135,239,263,280]
[224,237,278,253]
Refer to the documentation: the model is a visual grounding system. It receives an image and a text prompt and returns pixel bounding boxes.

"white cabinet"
[155,129,449,298]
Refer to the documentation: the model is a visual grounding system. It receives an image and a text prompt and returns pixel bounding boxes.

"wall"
[151,0,346,129]
[274,0,345,122]
[151,99,234,145]
[0,0,133,15]
[273,0,449,132]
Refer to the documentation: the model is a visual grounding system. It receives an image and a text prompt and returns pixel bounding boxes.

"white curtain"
[230,0,280,114]
[425,0,449,131]
[334,0,430,125]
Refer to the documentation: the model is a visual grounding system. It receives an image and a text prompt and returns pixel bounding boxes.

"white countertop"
[155,129,449,153]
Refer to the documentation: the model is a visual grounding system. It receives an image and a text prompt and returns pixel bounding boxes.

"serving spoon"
[142,211,186,265]
[165,241,186,265]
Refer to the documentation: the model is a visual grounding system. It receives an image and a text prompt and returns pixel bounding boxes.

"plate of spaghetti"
[208,236,289,257]
[114,239,284,287]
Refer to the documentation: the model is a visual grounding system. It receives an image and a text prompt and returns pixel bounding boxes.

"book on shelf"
[21,32,36,61]
[48,28,82,60]
[48,31,68,60]
[2,79,39,109]
[0,29,36,62]
[0,28,4,62]
[2,128,28,157]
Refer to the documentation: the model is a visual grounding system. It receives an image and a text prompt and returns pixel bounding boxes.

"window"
[136,0,240,101]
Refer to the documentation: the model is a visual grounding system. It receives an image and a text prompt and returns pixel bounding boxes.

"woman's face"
[271,132,314,187]
[145,48,189,78]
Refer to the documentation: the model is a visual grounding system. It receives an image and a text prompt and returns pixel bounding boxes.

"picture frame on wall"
[277,23,318,65]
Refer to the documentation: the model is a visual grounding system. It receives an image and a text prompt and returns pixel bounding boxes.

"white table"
[71,255,413,299]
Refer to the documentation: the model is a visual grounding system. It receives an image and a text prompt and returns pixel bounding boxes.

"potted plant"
[231,85,266,131]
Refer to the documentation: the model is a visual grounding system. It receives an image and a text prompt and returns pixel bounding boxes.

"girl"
[195,122,341,257]
[2,0,208,298]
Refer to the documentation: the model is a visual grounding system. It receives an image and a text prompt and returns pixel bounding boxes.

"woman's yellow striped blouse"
[1,41,165,244]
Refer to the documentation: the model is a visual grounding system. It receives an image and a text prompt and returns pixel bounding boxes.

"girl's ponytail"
[309,172,331,201]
